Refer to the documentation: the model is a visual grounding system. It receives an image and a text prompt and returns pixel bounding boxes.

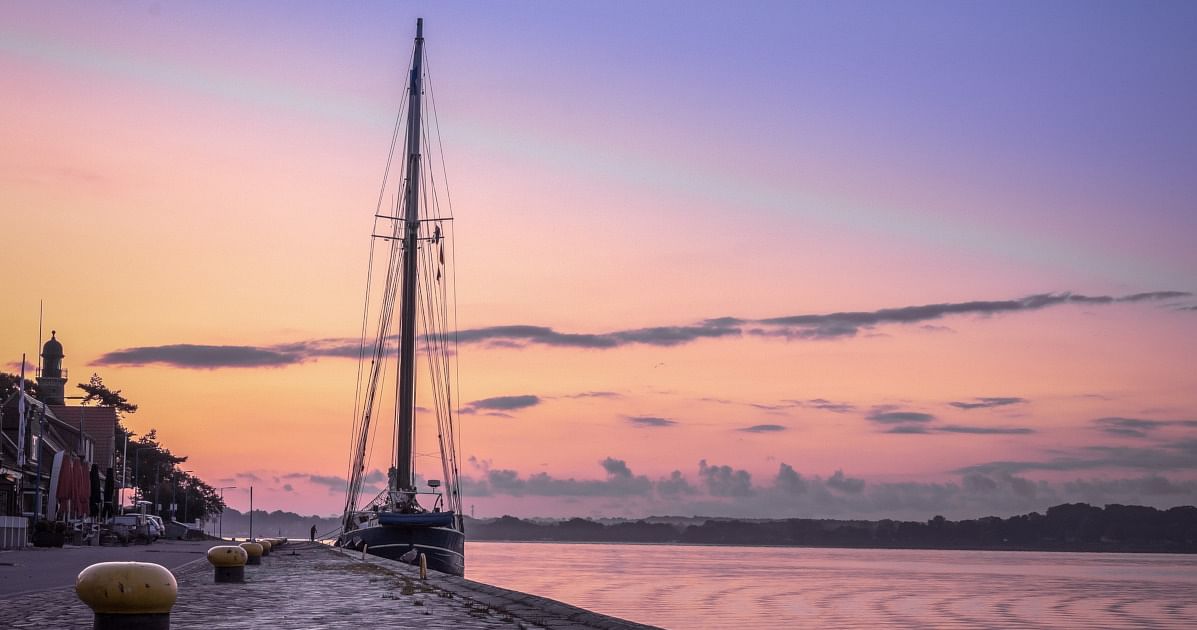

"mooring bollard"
[418,552,427,580]
[239,542,264,566]
[76,561,177,630]
[207,545,249,583]
[362,543,368,560]
[258,539,272,556]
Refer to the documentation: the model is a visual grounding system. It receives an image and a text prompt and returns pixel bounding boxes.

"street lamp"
[177,469,193,523]
[216,486,236,540]
[120,430,136,510]
[132,446,156,507]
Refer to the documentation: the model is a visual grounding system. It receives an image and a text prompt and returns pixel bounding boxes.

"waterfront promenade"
[0,541,654,629]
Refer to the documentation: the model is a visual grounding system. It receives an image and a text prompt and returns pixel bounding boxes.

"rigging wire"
[342,41,464,529]
[341,44,416,526]
[426,56,465,516]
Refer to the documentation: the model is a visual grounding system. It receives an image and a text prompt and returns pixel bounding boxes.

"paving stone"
[2,543,655,630]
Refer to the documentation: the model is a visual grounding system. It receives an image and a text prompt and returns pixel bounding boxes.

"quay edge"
[329,545,661,630]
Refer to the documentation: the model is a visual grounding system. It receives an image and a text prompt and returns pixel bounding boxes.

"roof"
[50,405,118,469]
[48,405,118,425]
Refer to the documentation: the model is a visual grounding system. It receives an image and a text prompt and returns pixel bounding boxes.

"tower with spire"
[37,330,67,405]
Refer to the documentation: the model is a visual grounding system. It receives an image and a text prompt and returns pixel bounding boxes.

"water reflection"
[467,542,1197,629]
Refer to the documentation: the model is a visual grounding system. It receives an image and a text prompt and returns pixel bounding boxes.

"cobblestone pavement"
[1,543,654,629]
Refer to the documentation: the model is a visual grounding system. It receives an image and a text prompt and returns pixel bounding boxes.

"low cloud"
[459,459,1197,520]
[699,460,754,496]
[886,424,1035,435]
[700,397,856,415]
[868,408,936,424]
[468,458,653,498]
[886,425,932,434]
[949,397,1027,410]
[454,323,742,349]
[935,425,1034,435]
[465,395,541,413]
[826,469,865,494]
[94,344,304,368]
[801,398,857,414]
[626,415,677,428]
[307,474,347,490]
[748,291,1187,340]
[95,291,1187,368]
[957,440,1197,475]
[5,359,36,373]
[1093,416,1197,438]
[738,424,787,433]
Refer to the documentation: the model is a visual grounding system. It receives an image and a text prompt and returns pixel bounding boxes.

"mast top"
[416,17,423,39]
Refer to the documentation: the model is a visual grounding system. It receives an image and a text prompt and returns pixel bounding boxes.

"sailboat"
[336,18,466,576]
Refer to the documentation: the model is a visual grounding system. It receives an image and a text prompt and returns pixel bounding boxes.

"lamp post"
[119,430,135,506]
[153,462,162,516]
[177,469,193,523]
[216,486,236,540]
[132,446,155,507]
[32,405,47,518]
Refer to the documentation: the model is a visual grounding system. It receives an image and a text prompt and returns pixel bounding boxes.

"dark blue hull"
[338,522,465,576]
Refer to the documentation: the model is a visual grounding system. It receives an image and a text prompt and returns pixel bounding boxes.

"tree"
[0,371,39,400]
[77,374,138,416]
[74,375,226,522]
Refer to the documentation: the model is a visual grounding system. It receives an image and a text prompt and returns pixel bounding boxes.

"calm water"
[466,542,1197,629]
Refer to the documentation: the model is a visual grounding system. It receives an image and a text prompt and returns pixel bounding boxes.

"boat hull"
[338,523,465,576]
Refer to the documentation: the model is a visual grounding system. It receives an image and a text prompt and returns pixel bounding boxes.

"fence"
[0,515,28,549]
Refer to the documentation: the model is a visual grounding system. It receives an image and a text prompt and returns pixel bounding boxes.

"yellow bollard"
[76,562,177,629]
[239,542,264,566]
[258,539,272,556]
[418,553,427,580]
[207,545,249,583]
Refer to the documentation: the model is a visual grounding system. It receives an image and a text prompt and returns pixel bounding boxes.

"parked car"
[146,515,164,541]
[109,514,152,544]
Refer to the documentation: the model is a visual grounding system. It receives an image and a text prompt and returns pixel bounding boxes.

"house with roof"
[0,331,116,524]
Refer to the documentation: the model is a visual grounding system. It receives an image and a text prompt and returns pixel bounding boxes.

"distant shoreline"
[467,537,1196,555]
[464,503,1197,555]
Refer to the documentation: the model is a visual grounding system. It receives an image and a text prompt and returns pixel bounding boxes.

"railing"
[34,366,68,379]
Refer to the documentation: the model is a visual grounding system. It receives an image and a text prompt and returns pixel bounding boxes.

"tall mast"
[394,18,424,492]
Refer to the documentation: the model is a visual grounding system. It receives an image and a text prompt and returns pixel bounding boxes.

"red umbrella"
[55,456,69,517]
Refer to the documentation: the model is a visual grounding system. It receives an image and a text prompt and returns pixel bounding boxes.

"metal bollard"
[239,542,264,566]
[418,553,427,580]
[76,562,177,630]
[362,543,368,560]
[207,545,249,583]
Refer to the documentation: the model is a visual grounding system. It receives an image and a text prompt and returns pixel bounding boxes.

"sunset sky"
[3,1,1195,520]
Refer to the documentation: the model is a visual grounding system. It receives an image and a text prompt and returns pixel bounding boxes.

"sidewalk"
[1,542,656,629]
[0,539,216,597]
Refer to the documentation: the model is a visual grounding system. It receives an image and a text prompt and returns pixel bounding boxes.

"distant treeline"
[467,503,1197,553]
[214,508,341,539]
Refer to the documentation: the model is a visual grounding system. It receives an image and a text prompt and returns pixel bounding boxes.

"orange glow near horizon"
[3,3,1195,520]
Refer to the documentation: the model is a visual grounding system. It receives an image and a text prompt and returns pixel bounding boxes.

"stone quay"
[1,541,657,629]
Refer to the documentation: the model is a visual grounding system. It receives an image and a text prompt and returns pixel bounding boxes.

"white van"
[109,514,152,544]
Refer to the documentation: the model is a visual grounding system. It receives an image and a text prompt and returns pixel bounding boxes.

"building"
[0,331,115,522]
